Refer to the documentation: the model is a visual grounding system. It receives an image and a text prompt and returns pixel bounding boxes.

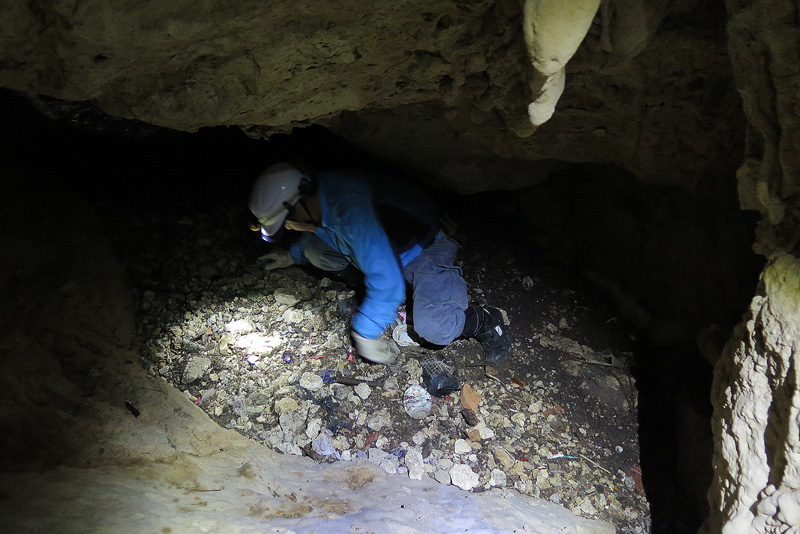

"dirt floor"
[105,188,653,534]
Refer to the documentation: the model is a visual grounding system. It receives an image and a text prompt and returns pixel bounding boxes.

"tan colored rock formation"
[0,1,741,190]
[704,1,800,532]
[2,0,800,532]
[709,253,800,533]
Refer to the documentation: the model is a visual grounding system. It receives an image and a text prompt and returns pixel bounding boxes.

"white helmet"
[248,163,305,238]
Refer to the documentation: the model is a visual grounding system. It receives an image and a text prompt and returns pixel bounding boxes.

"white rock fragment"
[355,382,371,399]
[281,308,304,324]
[299,372,323,391]
[475,421,495,440]
[454,439,472,454]
[382,376,399,393]
[225,319,254,333]
[278,410,304,435]
[235,333,280,353]
[449,464,480,491]
[405,448,424,481]
[490,469,507,487]
[368,448,400,474]
[306,417,322,439]
[182,356,211,384]
[311,428,335,457]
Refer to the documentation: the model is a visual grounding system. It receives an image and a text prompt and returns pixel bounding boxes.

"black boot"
[462,305,512,364]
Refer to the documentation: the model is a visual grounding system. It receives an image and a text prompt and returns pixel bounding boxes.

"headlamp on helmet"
[248,163,305,239]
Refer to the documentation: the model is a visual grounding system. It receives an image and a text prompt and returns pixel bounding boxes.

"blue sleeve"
[347,221,406,339]
[325,178,404,339]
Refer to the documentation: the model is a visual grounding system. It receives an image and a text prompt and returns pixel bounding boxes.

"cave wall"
[1,0,800,532]
[705,1,800,532]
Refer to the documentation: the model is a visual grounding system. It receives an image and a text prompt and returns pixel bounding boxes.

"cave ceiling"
[0,0,744,193]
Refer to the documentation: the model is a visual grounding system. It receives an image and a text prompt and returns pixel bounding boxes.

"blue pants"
[303,235,467,345]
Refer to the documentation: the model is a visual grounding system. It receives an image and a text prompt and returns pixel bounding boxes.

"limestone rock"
[299,372,323,391]
[405,448,425,481]
[490,468,507,487]
[182,356,211,384]
[449,464,480,491]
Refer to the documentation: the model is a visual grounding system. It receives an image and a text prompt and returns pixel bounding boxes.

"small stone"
[475,422,495,440]
[306,417,322,439]
[274,397,298,414]
[355,382,371,399]
[405,448,424,480]
[312,429,335,456]
[461,409,479,426]
[225,319,254,333]
[281,308,304,323]
[382,376,399,393]
[580,498,598,515]
[466,429,482,442]
[450,464,479,490]
[494,447,516,469]
[511,412,527,426]
[274,292,300,306]
[489,469,507,487]
[434,469,451,485]
[182,356,211,384]
[411,431,426,446]
[454,439,471,454]
[299,372,324,391]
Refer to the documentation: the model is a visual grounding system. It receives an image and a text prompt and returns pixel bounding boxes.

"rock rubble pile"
[117,204,650,533]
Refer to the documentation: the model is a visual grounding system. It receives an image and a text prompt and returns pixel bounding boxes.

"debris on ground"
[111,203,650,533]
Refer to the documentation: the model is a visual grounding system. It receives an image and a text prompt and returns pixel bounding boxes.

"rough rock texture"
[704,1,800,532]
[0,0,742,191]
[2,0,800,532]
[708,254,800,533]
[0,174,615,534]
[725,0,800,256]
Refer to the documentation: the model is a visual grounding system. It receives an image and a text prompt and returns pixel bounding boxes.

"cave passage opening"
[1,89,764,534]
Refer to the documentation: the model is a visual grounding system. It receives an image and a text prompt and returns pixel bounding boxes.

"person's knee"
[305,239,349,271]
[413,311,462,346]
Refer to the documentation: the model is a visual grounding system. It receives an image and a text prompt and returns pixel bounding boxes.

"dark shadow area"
[0,89,764,533]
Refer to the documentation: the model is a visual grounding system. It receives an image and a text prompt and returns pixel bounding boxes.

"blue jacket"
[289,171,439,339]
